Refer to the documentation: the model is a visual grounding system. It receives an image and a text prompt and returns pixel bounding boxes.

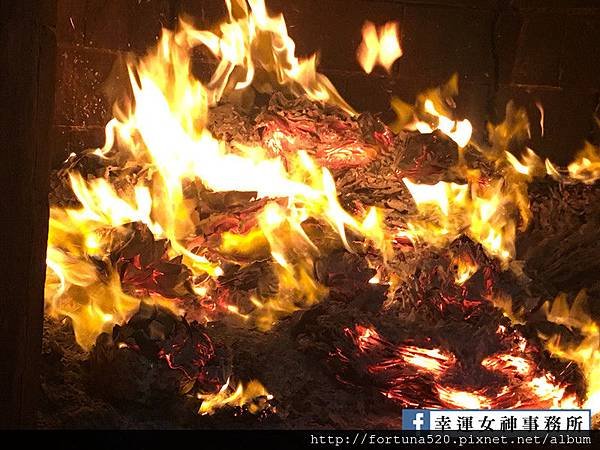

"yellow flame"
[357,21,402,74]
[568,142,600,184]
[181,0,354,113]
[402,178,515,264]
[541,291,600,414]
[197,378,272,415]
[527,375,580,409]
[45,250,142,350]
[505,148,543,177]
[45,178,183,349]
[451,253,478,286]
[545,158,561,180]
[46,0,389,348]
[415,99,472,148]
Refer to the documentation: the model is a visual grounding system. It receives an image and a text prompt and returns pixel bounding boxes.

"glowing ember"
[437,387,491,409]
[481,353,532,377]
[335,323,589,411]
[399,346,455,377]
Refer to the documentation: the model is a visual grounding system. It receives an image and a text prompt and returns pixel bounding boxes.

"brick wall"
[53,0,600,167]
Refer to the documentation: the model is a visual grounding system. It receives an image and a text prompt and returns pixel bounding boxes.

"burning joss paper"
[42,0,599,425]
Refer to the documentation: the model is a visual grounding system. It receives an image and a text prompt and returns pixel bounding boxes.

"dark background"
[52,0,600,167]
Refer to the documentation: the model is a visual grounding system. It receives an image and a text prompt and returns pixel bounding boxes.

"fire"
[542,146,600,185]
[535,101,545,137]
[390,75,473,147]
[568,142,600,184]
[46,0,389,347]
[399,346,455,377]
[541,292,600,413]
[505,148,543,177]
[45,0,600,420]
[197,378,272,415]
[481,353,532,376]
[45,250,142,350]
[414,99,473,148]
[451,252,479,286]
[527,375,580,410]
[402,178,516,264]
[45,177,182,349]
[352,325,383,353]
[357,21,402,74]
[182,0,354,113]
[437,387,491,409]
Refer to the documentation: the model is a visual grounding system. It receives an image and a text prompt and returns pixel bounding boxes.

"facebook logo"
[402,409,430,430]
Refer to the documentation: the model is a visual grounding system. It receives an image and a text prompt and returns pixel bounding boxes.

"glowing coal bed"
[40,0,600,429]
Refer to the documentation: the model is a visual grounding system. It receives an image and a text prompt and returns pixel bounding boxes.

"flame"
[45,177,181,349]
[46,0,389,347]
[197,378,272,415]
[482,353,532,376]
[505,148,543,177]
[45,250,142,350]
[414,99,472,148]
[451,252,478,286]
[357,21,402,74]
[567,142,600,184]
[545,158,561,180]
[182,0,354,113]
[45,0,600,418]
[391,75,472,147]
[402,178,516,264]
[541,292,600,413]
[527,375,580,410]
[535,101,545,137]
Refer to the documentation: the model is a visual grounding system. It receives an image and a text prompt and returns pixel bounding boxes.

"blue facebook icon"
[402,409,430,430]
